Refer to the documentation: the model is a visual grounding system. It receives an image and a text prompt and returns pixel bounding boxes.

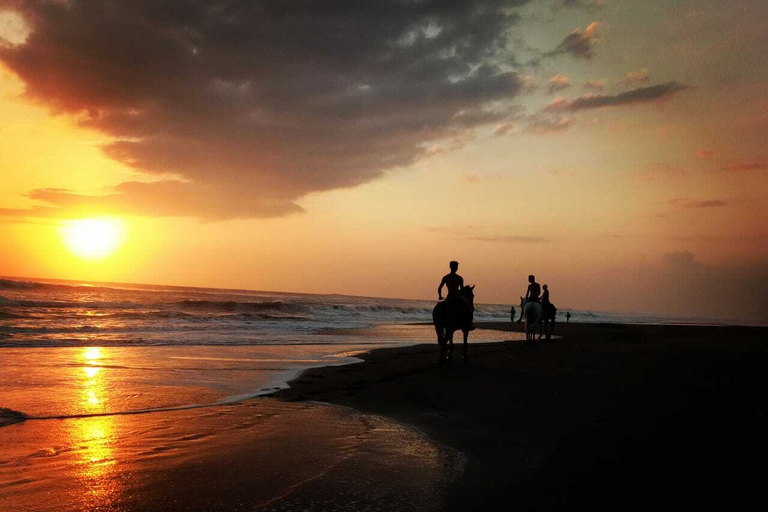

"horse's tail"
[433,302,446,344]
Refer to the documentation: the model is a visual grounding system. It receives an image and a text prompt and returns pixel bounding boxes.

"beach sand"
[273,322,768,511]
[2,322,767,511]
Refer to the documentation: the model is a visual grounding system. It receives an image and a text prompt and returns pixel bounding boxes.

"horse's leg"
[462,329,469,363]
[436,325,445,366]
[447,330,454,364]
[538,319,543,340]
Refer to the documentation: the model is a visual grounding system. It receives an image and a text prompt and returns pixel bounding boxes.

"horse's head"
[520,296,526,307]
[461,285,475,305]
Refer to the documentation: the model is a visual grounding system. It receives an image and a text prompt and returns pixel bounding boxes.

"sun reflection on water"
[69,347,121,508]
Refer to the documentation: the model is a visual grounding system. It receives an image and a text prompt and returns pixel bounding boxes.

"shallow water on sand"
[0,401,464,512]
[0,326,515,511]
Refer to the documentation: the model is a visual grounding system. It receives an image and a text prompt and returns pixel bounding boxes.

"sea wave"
[9,299,140,310]
[0,278,116,294]
[175,299,309,314]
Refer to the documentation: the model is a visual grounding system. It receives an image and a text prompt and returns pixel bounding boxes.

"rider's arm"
[438,277,446,300]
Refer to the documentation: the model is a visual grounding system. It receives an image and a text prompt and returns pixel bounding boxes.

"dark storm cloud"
[553,0,605,11]
[0,0,529,220]
[543,82,689,112]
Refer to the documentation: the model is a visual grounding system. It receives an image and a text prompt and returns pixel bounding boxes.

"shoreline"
[270,321,768,510]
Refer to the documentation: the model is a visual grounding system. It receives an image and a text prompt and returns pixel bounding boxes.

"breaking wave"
[175,299,309,314]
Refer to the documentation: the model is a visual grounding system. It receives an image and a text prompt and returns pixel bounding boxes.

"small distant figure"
[510,306,515,323]
[566,311,571,323]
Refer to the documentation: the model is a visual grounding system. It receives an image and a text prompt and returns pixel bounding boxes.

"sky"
[0,0,766,323]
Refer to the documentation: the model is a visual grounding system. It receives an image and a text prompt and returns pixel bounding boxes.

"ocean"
[0,276,725,349]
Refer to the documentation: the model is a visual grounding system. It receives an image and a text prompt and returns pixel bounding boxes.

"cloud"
[492,123,516,136]
[543,82,689,112]
[548,21,601,59]
[459,173,502,184]
[553,0,606,10]
[661,251,703,270]
[633,163,689,181]
[469,235,548,243]
[667,197,727,208]
[525,114,575,134]
[0,0,529,220]
[584,79,605,91]
[426,226,546,243]
[547,74,571,93]
[618,68,650,86]
[720,160,768,172]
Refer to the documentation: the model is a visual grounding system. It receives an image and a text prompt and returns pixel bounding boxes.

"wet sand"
[3,323,767,511]
[0,343,464,511]
[273,322,768,511]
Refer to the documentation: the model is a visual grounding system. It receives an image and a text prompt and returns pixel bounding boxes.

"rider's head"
[543,284,548,290]
[449,261,459,272]
[528,274,535,283]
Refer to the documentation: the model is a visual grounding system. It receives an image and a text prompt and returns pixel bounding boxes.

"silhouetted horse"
[519,296,542,342]
[432,286,474,365]
[540,302,556,340]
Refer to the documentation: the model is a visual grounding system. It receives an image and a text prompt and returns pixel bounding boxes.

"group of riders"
[433,261,555,364]
[437,261,556,328]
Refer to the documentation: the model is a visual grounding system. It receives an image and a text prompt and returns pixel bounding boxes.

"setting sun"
[59,219,125,260]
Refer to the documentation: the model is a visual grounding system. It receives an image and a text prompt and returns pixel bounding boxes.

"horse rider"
[525,274,541,303]
[541,284,550,307]
[438,261,475,330]
[438,261,464,302]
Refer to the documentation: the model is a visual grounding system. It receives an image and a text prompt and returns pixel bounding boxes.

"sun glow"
[59,219,125,260]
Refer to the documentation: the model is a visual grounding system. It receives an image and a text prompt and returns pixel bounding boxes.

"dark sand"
[272,322,768,511]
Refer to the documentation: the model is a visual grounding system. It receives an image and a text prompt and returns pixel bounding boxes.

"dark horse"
[432,286,474,366]
[541,302,557,340]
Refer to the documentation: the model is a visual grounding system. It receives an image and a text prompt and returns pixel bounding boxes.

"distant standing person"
[510,306,515,323]
[566,311,571,323]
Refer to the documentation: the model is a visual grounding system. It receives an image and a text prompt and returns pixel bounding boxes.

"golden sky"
[1,1,766,322]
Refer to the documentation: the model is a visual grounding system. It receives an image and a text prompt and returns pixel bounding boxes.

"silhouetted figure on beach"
[566,311,571,323]
[526,275,541,303]
[438,261,464,302]
[510,306,515,323]
[438,261,475,331]
[433,261,475,365]
[517,274,541,323]
[540,284,557,340]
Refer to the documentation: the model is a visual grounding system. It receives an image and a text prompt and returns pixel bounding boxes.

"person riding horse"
[541,283,556,319]
[433,261,476,364]
[438,261,475,330]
